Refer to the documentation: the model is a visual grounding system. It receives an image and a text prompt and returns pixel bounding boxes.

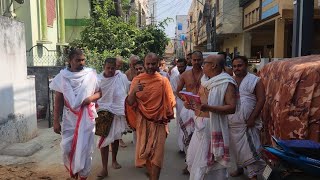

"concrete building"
[214,0,243,56]
[147,0,157,25]
[186,0,243,56]
[165,39,175,59]
[175,15,188,58]
[0,16,37,143]
[187,0,205,52]
[240,0,320,59]
[187,0,320,59]
[0,0,91,66]
[134,0,152,27]
[186,0,197,53]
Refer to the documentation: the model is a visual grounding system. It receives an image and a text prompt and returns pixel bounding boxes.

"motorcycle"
[261,136,320,180]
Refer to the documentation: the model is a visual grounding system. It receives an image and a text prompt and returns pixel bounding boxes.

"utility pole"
[152,3,155,25]
[211,4,216,52]
[205,0,211,51]
[292,0,314,57]
[189,27,192,52]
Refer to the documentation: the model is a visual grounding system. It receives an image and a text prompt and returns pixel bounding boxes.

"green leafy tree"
[72,0,170,73]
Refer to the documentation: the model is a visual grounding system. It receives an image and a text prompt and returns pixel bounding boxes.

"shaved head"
[206,54,225,70]
[128,55,140,69]
[144,52,159,61]
[129,55,140,62]
[116,56,123,70]
[144,52,159,74]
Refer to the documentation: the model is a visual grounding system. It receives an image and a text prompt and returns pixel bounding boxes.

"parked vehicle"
[261,136,320,180]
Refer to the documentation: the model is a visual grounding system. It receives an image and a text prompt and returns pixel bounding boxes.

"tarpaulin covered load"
[258,55,320,145]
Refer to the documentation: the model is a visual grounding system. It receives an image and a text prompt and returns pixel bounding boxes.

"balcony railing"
[239,0,252,7]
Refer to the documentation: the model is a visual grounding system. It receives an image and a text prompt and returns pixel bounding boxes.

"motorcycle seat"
[279,139,320,160]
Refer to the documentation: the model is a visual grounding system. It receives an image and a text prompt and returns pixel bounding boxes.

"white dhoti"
[186,73,236,180]
[61,104,96,177]
[97,115,126,148]
[49,68,99,178]
[170,74,186,152]
[228,73,265,178]
[176,98,185,151]
[96,71,130,149]
[187,117,228,180]
[179,107,195,152]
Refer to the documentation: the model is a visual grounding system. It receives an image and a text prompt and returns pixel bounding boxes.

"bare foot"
[145,171,150,177]
[119,139,127,148]
[112,162,122,169]
[182,166,189,175]
[96,170,108,180]
[230,168,244,177]
[249,176,257,180]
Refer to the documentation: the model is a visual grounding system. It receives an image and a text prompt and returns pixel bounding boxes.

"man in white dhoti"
[186,55,237,180]
[96,58,130,178]
[169,58,179,79]
[177,51,204,174]
[228,56,266,180]
[170,58,187,153]
[50,48,101,180]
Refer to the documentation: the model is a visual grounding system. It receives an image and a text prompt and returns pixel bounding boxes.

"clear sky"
[156,0,192,38]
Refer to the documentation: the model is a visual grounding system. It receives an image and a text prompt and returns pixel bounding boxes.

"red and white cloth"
[49,68,99,178]
[187,72,236,180]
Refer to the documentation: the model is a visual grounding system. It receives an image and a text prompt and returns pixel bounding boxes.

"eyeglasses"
[202,61,214,66]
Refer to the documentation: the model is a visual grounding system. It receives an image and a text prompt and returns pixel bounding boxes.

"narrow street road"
[0,120,246,180]
[89,121,246,180]
[89,122,188,180]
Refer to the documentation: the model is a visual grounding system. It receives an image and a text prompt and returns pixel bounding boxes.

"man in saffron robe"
[126,53,176,180]
[50,48,101,179]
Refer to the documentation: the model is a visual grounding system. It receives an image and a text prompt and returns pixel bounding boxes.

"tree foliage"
[72,0,170,72]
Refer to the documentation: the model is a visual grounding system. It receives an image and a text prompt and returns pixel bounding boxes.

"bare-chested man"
[125,55,140,81]
[176,51,204,174]
[116,56,124,71]
[186,53,193,71]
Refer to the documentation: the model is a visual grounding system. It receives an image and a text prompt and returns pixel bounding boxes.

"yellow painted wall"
[221,33,252,57]
[64,0,90,19]
[14,0,39,51]
[14,0,58,51]
[66,26,86,42]
[280,0,319,11]
[222,34,243,55]
[64,0,91,43]
[279,0,293,10]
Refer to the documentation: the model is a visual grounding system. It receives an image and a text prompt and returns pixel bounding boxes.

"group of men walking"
[50,48,266,180]
[170,52,266,180]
